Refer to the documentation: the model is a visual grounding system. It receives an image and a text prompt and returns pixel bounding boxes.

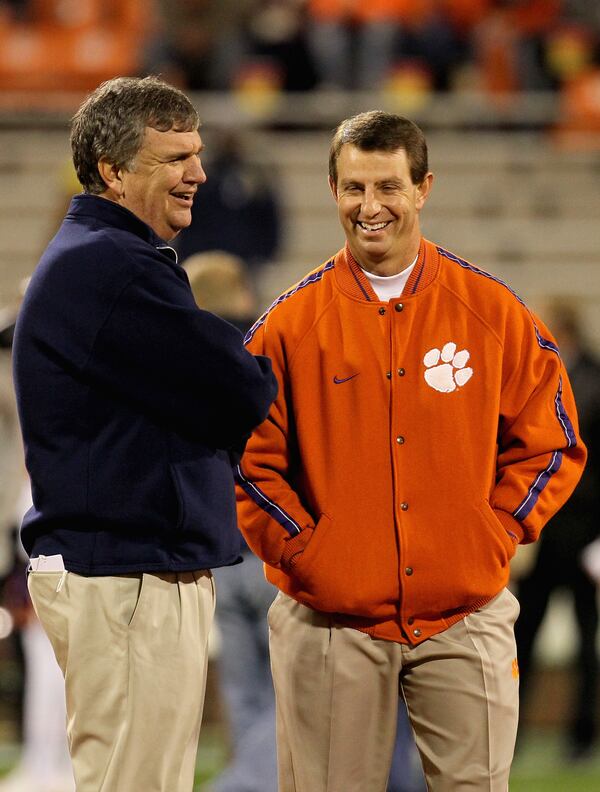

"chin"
[174,212,192,230]
[359,244,388,259]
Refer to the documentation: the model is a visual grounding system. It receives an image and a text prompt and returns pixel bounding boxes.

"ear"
[328,175,338,201]
[98,158,124,195]
[415,171,433,210]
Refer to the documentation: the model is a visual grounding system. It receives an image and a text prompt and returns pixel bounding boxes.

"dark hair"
[71,76,200,194]
[329,111,428,186]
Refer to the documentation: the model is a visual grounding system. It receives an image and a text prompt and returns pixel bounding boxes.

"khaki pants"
[269,588,520,792]
[28,570,215,792]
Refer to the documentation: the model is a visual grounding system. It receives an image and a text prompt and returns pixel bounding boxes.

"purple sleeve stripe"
[437,246,521,299]
[244,260,335,345]
[437,247,559,355]
[513,450,563,520]
[235,464,302,537]
[555,375,578,448]
[535,328,560,354]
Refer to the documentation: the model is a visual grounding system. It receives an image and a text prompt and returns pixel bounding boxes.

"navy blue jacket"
[12,194,277,575]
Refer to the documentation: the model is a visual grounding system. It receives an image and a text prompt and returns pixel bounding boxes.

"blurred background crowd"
[0,0,599,98]
[0,1,600,791]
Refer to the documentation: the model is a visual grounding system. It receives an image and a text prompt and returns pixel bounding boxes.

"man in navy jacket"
[12,76,277,792]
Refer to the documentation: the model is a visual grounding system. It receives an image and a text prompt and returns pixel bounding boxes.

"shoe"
[566,718,597,762]
[566,739,596,763]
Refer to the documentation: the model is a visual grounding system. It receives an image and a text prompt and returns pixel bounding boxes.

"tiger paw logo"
[423,342,473,393]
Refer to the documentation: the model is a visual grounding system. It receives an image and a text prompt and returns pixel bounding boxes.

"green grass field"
[3,725,600,791]
[509,730,600,792]
[190,727,600,791]
[192,726,600,791]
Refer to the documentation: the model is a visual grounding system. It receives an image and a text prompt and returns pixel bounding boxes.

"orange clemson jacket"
[236,238,587,644]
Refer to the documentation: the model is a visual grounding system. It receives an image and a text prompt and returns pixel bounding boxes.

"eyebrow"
[163,142,205,159]
[340,178,407,188]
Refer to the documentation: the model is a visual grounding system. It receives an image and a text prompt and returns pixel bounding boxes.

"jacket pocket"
[285,512,389,616]
[288,512,332,582]
[169,454,236,536]
[477,500,518,564]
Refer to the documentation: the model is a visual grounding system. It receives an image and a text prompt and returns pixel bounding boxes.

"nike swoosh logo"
[333,374,359,384]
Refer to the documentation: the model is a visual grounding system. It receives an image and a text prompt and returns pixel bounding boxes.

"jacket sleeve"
[235,316,317,569]
[491,308,587,544]
[85,264,278,450]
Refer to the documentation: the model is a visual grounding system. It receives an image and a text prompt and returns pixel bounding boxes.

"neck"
[351,244,420,277]
[98,188,122,204]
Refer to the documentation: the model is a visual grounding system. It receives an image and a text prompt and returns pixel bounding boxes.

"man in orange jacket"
[236,111,587,791]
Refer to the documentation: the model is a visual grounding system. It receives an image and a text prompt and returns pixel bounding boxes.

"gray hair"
[70,76,200,194]
[329,111,428,187]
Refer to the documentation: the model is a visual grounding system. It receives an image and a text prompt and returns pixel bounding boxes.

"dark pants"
[515,532,599,753]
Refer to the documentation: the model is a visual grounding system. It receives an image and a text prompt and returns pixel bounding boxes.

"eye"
[170,153,194,163]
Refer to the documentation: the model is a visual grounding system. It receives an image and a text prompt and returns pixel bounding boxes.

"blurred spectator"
[387,699,427,792]
[0,310,73,792]
[549,5,600,146]
[175,130,282,280]
[183,251,257,333]
[4,0,600,98]
[0,307,22,580]
[306,0,466,92]
[244,0,316,91]
[438,0,490,87]
[145,0,315,92]
[145,0,255,90]
[473,0,562,94]
[0,0,30,22]
[0,485,74,792]
[555,63,600,146]
[515,302,600,761]
[560,0,600,36]
[306,0,404,90]
[184,251,278,792]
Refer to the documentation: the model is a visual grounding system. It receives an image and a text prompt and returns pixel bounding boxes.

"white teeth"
[358,221,388,231]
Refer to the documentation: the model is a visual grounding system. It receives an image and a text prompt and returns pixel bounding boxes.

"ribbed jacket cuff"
[494,509,525,544]
[281,527,314,569]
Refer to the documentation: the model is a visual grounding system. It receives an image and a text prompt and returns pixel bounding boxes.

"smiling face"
[330,144,432,276]
[100,126,206,241]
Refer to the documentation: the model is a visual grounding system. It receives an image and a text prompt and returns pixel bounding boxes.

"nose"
[185,155,207,185]
[361,187,381,217]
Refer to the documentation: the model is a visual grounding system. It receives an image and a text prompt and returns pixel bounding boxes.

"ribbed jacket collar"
[334,238,438,302]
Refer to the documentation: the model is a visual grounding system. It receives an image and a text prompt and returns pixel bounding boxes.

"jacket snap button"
[379,307,386,315]
[395,303,404,312]
[396,436,405,445]
[413,628,422,638]
[397,368,405,376]
[386,371,392,379]
[405,567,413,576]
[400,502,409,511]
